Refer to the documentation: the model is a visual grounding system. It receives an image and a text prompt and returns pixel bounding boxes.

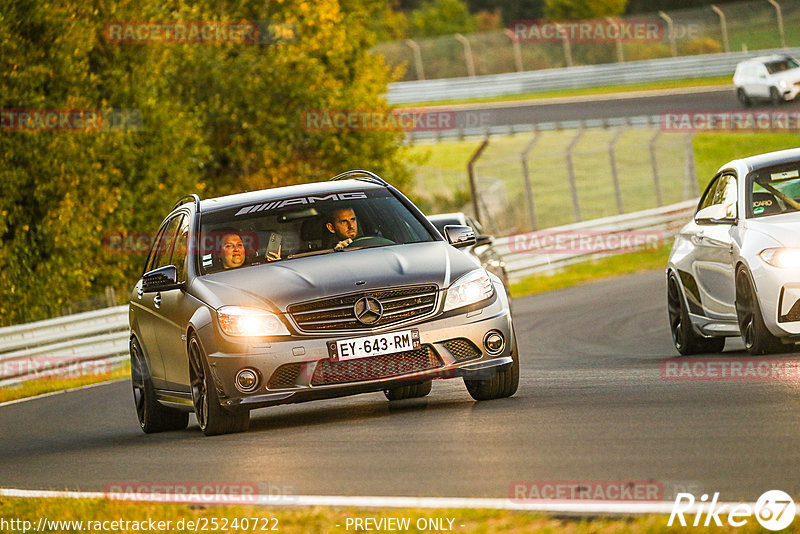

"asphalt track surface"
[2,270,799,503]
[438,87,800,128]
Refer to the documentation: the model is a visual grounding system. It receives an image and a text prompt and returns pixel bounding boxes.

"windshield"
[765,57,799,74]
[197,188,435,274]
[747,162,800,218]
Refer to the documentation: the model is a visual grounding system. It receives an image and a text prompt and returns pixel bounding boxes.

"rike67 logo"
[669,490,796,530]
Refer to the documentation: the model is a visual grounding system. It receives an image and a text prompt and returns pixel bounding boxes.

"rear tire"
[188,335,250,436]
[735,267,784,355]
[130,337,189,433]
[667,272,725,355]
[737,88,752,107]
[384,380,432,401]
[464,332,519,400]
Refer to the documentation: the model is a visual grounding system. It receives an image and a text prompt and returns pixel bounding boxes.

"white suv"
[733,55,800,106]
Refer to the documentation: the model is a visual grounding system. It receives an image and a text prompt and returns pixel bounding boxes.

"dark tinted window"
[747,162,800,218]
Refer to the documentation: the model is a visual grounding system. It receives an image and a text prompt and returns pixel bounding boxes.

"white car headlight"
[779,79,788,89]
[217,306,290,336]
[759,247,800,268]
[444,269,494,312]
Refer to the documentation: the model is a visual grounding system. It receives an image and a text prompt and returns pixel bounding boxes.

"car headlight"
[779,79,788,89]
[443,269,494,312]
[217,306,290,336]
[759,247,800,268]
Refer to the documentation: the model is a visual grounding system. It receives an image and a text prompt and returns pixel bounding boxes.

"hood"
[189,241,481,312]
[745,211,800,247]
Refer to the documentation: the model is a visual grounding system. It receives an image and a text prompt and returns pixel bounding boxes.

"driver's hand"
[266,244,281,262]
[334,238,353,251]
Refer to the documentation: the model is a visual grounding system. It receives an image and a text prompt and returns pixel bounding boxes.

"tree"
[409,0,478,37]
[544,0,627,19]
[0,0,412,325]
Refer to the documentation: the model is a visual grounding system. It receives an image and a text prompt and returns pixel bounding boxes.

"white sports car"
[667,147,800,355]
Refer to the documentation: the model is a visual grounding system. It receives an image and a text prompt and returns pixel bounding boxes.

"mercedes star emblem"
[354,296,383,325]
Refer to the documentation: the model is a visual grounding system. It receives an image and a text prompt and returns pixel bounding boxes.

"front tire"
[735,267,783,355]
[188,335,250,436]
[667,272,725,355]
[464,333,519,400]
[130,337,189,433]
[770,87,782,106]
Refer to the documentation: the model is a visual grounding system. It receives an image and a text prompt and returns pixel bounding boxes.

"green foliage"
[544,0,627,20]
[0,0,411,326]
[409,0,478,37]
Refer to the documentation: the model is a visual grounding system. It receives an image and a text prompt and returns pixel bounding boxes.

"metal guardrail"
[0,306,129,387]
[497,199,697,281]
[0,201,696,386]
[387,47,800,104]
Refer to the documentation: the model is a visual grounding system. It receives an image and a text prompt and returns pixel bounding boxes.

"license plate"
[327,329,420,361]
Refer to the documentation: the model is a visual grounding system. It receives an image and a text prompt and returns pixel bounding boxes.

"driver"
[326,207,358,249]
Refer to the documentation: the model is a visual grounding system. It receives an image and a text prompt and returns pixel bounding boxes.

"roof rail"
[329,169,389,187]
[172,194,201,212]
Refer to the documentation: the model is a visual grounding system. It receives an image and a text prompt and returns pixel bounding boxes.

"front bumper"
[200,285,516,410]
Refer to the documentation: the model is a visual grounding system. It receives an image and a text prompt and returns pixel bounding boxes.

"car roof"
[739,55,793,65]
[196,179,386,213]
[732,148,800,174]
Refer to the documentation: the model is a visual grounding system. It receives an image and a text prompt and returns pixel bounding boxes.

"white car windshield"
[748,163,800,218]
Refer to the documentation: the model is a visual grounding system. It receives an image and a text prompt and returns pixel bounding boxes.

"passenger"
[219,230,280,269]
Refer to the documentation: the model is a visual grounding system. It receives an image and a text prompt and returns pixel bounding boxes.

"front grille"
[311,346,443,385]
[442,338,482,362]
[268,363,304,389]
[288,285,438,332]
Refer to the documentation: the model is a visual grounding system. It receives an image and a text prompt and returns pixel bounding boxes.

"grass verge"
[0,364,130,405]
[0,497,775,533]
[510,244,672,298]
[407,76,730,107]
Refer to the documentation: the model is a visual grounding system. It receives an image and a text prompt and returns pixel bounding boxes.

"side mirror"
[443,225,476,248]
[141,265,184,292]
[695,204,736,225]
[475,234,493,247]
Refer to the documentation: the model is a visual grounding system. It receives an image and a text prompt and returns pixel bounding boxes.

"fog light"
[235,369,259,393]
[483,331,505,355]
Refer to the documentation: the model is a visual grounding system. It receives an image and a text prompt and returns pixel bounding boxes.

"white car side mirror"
[695,204,735,224]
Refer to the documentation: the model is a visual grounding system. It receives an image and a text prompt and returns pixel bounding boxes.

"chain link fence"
[373,0,800,81]
[410,125,699,237]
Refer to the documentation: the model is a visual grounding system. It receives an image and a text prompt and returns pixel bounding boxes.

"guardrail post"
[684,132,700,198]
[520,129,542,230]
[565,127,584,221]
[606,17,625,63]
[405,39,425,81]
[659,11,678,57]
[766,0,787,49]
[608,127,626,214]
[649,129,664,206]
[555,23,573,67]
[710,5,730,53]
[504,29,524,72]
[467,138,490,223]
[455,34,476,77]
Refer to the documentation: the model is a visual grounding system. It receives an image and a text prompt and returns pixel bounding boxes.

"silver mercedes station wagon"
[129,170,519,435]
